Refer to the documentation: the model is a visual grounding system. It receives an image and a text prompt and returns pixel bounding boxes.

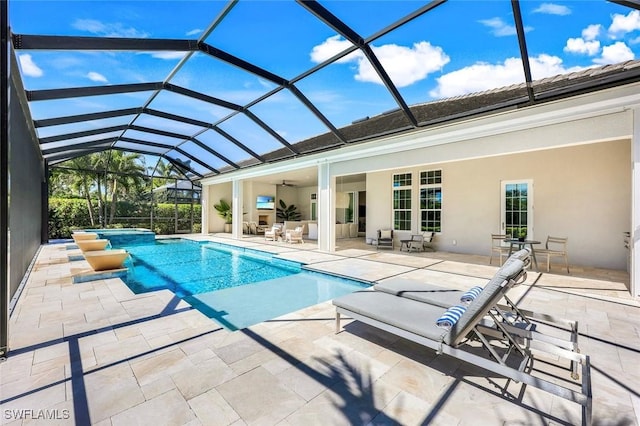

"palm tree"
[156,158,180,178]
[64,156,98,226]
[150,158,181,190]
[103,151,146,225]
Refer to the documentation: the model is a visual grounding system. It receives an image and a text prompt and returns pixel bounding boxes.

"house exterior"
[201,76,640,297]
[151,180,202,205]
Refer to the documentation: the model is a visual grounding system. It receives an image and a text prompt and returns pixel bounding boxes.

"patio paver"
[0,236,638,425]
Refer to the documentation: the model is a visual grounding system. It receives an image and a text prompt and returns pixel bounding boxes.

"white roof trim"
[201,82,640,186]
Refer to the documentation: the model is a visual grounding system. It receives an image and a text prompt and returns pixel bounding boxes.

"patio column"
[318,162,336,252]
[200,184,209,235]
[632,109,640,297]
[231,179,243,240]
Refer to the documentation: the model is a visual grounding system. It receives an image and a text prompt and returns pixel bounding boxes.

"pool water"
[90,228,156,246]
[117,239,370,330]
[121,239,301,297]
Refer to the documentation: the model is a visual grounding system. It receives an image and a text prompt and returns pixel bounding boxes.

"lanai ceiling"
[9,0,640,181]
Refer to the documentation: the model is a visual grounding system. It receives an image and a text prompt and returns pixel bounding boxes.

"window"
[501,180,532,239]
[310,193,317,221]
[393,173,412,230]
[420,170,442,232]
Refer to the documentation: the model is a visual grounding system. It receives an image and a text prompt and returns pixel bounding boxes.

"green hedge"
[48,197,201,239]
[151,204,202,235]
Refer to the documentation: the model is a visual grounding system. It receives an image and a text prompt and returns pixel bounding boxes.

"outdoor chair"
[243,221,250,234]
[332,249,591,425]
[376,229,394,250]
[489,233,510,265]
[264,224,283,242]
[249,221,266,235]
[422,231,436,251]
[536,236,570,273]
[285,226,304,244]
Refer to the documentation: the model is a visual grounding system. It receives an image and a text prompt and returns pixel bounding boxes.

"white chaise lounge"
[332,250,592,425]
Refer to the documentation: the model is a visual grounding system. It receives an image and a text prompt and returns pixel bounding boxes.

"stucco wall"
[366,139,630,270]
[206,182,232,233]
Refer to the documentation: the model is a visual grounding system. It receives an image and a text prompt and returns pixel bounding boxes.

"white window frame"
[500,179,534,239]
[419,169,442,233]
[392,172,412,231]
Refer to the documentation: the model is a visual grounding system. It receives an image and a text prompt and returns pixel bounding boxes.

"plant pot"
[224,223,232,233]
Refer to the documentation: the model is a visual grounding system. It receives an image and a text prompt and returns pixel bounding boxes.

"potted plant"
[213,199,233,232]
[517,228,527,242]
[276,199,301,221]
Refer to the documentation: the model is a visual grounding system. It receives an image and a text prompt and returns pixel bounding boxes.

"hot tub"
[83,228,156,246]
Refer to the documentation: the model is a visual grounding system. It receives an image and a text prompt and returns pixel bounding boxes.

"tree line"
[49,151,191,230]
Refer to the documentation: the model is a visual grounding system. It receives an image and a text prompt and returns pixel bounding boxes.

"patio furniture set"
[375,230,436,252]
[491,233,570,273]
[263,223,305,244]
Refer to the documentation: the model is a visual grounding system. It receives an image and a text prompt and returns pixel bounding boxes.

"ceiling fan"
[278,180,296,187]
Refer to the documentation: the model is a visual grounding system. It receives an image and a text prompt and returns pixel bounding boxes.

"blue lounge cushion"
[436,305,467,330]
[460,286,483,304]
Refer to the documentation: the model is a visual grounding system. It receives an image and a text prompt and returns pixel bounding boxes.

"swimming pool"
[118,239,370,330]
[87,228,156,246]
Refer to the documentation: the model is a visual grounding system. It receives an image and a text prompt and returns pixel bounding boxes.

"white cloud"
[72,18,149,38]
[18,54,43,77]
[608,10,640,36]
[593,41,635,64]
[478,17,531,37]
[186,28,202,36]
[87,71,108,83]
[356,42,450,87]
[533,3,571,16]
[429,54,583,99]
[310,35,357,63]
[582,24,601,41]
[310,36,449,88]
[564,37,600,56]
[150,52,186,60]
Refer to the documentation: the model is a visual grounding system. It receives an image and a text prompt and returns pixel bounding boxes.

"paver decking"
[1,235,638,425]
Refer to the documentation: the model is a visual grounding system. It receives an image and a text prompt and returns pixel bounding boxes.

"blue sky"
[9,1,640,173]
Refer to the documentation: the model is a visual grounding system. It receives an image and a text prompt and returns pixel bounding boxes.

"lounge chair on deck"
[374,274,581,378]
[332,250,592,425]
